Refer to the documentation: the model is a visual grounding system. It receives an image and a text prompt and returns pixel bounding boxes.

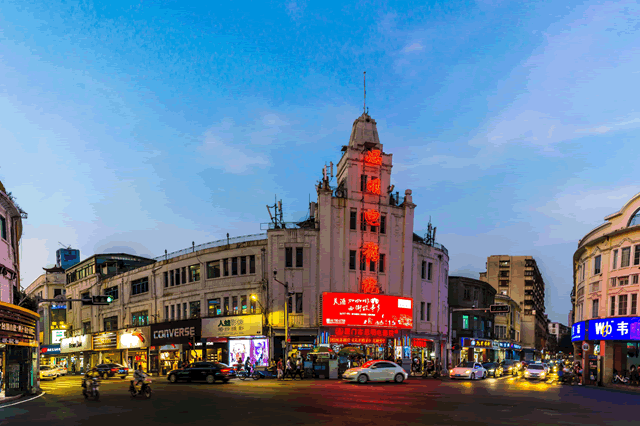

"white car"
[56,365,68,376]
[450,362,487,380]
[39,366,58,380]
[342,360,408,384]
[523,363,547,380]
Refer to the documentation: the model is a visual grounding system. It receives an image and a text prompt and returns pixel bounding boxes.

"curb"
[0,394,23,405]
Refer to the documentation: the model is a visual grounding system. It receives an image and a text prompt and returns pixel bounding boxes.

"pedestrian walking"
[285,357,293,380]
[295,357,304,380]
[277,358,284,380]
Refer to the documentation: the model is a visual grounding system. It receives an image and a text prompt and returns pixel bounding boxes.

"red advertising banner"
[334,327,399,338]
[330,336,387,345]
[322,292,413,329]
[412,338,431,348]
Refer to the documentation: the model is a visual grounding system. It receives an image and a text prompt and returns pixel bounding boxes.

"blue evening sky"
[3,0,640,323]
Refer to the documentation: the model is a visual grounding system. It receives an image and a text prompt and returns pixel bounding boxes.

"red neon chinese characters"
[364,149,382,165]
[364,209,380,227]
[362,242,379,262]
[366,178,381,195]
[362,278,380,294]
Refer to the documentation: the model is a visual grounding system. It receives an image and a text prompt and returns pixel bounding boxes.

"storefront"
[118,327,150,371]
[91,331,119,366]
[60,334,92,374]
[410,337,436,367]
[461,338,494,363]
[202,315,268,367]
[39,344,63,368]
[494,341,522,362]
[321,292,414,375]
[571,317,640,385]
[0,301,39,397]
[150,319,201,376]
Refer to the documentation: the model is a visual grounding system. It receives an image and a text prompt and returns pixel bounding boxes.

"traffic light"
[490,304,510,314]
[91,295,114,305]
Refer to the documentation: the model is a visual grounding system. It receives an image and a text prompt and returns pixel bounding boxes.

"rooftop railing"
[155,233,267,261]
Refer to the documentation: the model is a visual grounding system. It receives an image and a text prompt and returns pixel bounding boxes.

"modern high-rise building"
[480,255,547,360]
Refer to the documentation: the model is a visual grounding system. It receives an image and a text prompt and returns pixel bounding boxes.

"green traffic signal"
[106,296,113,303]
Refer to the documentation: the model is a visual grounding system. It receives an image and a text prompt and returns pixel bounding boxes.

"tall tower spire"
[363,71,366,114]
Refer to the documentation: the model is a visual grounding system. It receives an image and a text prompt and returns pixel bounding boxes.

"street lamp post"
[272,271,291,360]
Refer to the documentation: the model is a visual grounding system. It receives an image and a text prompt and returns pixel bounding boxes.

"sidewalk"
[0,393,23,405]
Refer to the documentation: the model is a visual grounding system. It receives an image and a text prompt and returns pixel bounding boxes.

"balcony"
[288,314,305,328]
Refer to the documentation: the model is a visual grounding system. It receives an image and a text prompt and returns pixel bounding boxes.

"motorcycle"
[129,379,153,398]
[82,377,100,400]
[252,367,278,380]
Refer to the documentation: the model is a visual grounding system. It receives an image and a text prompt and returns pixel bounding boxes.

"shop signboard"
[322,292,413,329]
[333,327,398,338]
[587,316,640,341]
[93,332,118,350]
[329,336,387,345]
[461,338,493,348]
[0,302,39,347]
[61,334,92,353]
[202,315,262,338]
[51,329,66,344]
[411,339,431,348]
[150,319,201,345]
[571,321,585,342]
[117,327,150,349]
[40,344,61,355]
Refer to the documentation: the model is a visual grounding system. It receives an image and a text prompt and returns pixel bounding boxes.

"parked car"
[501,360,518,376]
[167,362,234,384]
[96,363,129,379]
[218,363,236,378]
[523,363,547,380]
[482,362,503,378]
[56,365,68,376]
[450,362,487,380]
[342,360,408,384]
[39,366,58,380]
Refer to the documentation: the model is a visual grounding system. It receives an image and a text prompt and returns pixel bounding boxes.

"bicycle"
[237,367,260,381]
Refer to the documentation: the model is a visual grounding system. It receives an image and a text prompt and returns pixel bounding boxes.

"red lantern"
[367,178,381,195]
[364,209,380,226]
[364,149,382,165]
[362,242,379,262]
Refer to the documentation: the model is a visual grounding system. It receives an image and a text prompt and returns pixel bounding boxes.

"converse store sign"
[150,319,201,345]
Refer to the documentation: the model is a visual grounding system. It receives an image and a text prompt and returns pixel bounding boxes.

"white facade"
[0,181,23,304]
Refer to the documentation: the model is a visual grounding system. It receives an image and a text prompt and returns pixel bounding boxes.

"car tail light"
[220,368,230,375]
[111,368,118,372]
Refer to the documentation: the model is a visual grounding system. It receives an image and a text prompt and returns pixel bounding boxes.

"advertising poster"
[228,338,269,367]
[322,292,413,329]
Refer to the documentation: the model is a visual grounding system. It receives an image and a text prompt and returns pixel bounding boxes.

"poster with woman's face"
[228,339,269,367]
[229,340,249,365]
[251,339,268,367]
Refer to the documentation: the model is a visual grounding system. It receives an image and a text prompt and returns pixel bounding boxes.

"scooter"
[82,377,100,400]
[129,378,153,398]
[252,367,278,379]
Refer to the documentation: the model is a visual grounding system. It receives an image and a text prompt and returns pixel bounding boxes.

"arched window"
[629,208,640,227]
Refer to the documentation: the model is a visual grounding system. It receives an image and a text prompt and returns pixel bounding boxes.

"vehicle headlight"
[465,370,471,374]
[524,372,530,376]
[450,370,454,374]
[489,370,495,373]
[508,367,512,370]
[540,372,545,377]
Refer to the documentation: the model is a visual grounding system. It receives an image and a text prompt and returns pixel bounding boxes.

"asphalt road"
[0,374,636,426]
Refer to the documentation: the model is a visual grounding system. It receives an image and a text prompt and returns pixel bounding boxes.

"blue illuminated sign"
[571,321,585,342]
[587,317,640,341]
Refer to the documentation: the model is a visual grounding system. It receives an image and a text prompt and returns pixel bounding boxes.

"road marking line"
[0,392,46,408]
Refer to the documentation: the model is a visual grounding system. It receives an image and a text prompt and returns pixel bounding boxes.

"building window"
[249,255,256,274]
[296,248,303,268]
[427,303,431,321]
[420,302,425,321]
[592,299,599,318]
[103,316,118,332]
[619,295,628,316]
[349,250,356,270]
[165,306,169,320]
[207,261,221,279]
[610,296,616,316]
[164,271,168,287]
[190,301,201,319]
[380,216,386,234]
[224,297,230,315]
[182,267,187,283]
[189,264,201,282]
[232,296,238,315]
[132,310,148,326]
[83,321,91,334]
[176,303,181,320]
[500,270,509,277]
[369,259,376,272]
[499,280,509,287]
[594,255,601,275]
[350,211,357,230]
[288,295,293,314]
[622,247,631,268]
[500,261,510,267]
[0,215,6,240]
[613,250,618,269]
[379,254,385,273]
[360,175,368,192]
[620,277,629,286]
[208,298,221,316]
[462,315,469,329]
[131,277,149,295]
[360,212,367,231]
[250,297,257,314]
[170,271,174,286]
[223,259,229,276]
[610,278,616,287]
[421,261,426,279]
[241,256,247,275]
[241,295,247,314]
[428,262,433,280]
[360,252,366,271]
[635,246,640,266]
[104,286,119,300]
[463,287,471,300]
[632,294,638,315]
[285,248,293,268]
[170,305,175,320]
[175,269,180,286]
[295,293,303,313]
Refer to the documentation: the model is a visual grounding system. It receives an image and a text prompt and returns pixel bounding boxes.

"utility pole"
[272,271,291,360]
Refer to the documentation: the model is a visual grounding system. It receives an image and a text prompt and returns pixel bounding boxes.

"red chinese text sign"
[322,292,413,329]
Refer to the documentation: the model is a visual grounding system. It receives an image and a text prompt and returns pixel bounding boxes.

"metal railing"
[155,233,267,261]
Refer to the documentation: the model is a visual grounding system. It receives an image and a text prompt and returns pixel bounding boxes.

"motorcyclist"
[133,366,147,391]
[83,367,99,390]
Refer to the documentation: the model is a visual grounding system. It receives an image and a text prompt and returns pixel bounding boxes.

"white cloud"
[576,125,611,134]
[401,42,424,53]
[199,127,270,174]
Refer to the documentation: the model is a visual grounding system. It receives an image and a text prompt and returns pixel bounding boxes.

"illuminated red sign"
[330,336,386,345]
[362,242,379,262]
[322,292,413,329]
[412,338,432,348]
[364,149,382,165]
[367,178,381,195]
[364,209,380,226]
[361,278,380,294]
[334,327,399,338]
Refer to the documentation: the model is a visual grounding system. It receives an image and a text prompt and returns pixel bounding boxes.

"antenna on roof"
[363,71,366,114]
